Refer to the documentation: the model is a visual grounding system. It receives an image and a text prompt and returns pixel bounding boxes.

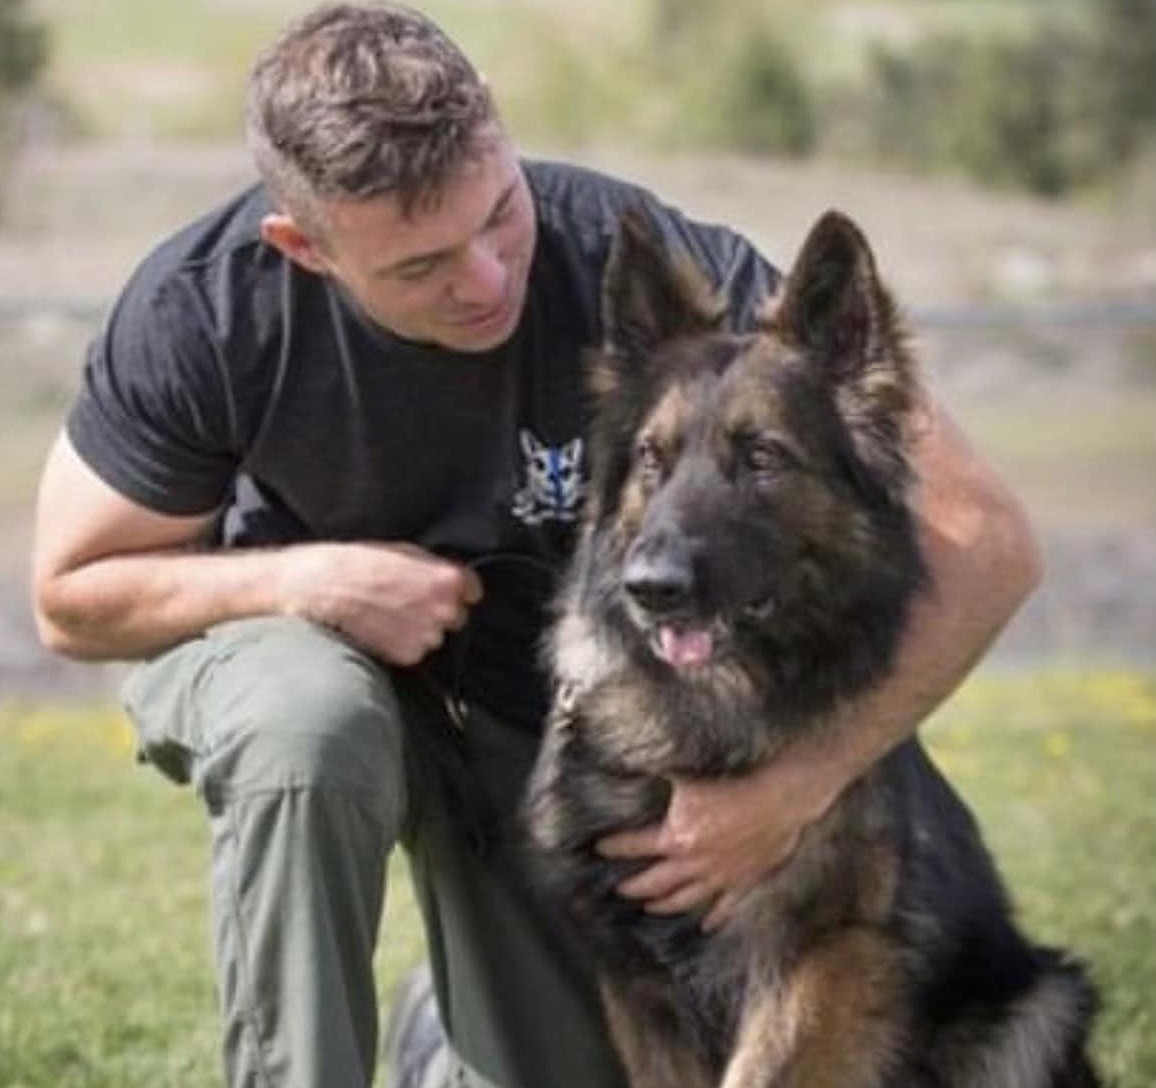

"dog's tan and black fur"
[522,210,1101,1088]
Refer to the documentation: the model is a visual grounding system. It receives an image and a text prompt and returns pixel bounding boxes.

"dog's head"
[583,209,926,689]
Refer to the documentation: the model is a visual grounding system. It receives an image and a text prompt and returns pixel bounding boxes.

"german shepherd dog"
[522,209,1101,1087]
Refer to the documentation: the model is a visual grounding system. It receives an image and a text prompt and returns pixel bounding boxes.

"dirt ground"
[1,142,1153,699]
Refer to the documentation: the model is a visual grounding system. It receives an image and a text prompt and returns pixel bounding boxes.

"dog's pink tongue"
[657,626,714,669]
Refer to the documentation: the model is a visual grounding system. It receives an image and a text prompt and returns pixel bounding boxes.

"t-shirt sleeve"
[663,210,783,332]
[66,273,239,516]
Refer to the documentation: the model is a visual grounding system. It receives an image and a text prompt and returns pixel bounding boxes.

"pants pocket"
[120,633,216,786]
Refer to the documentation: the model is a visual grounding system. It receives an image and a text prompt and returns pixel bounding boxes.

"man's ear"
[259,213,331,276]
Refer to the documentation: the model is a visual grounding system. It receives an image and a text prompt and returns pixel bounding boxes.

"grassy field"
[2,670,1154,1086]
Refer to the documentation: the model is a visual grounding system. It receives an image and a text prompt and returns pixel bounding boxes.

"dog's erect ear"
[768,210,900,382]
[601,207,726,363]
[768,211,920,479]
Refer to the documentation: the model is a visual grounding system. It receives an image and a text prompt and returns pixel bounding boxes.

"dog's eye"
[741,436,798,481]
[635,436,664,482]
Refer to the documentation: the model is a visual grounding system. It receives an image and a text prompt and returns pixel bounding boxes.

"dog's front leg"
[720,927,907,1088]
[599,972,714,1088]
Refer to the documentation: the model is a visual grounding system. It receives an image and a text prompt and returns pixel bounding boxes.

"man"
[31,4,1042,1087]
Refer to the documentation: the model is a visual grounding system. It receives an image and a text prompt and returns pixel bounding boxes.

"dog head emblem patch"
[512,429,586,525]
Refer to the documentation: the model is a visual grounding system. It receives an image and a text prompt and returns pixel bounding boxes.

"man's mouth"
[453,297,513,329]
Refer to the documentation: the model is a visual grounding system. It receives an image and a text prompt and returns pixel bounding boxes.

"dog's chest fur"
[529,646,902,960]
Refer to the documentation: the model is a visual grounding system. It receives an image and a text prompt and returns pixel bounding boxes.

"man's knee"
[132,616,409,829]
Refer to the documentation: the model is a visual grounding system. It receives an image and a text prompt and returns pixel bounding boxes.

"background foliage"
[0,0,46,181]
[4,0,1156,199]
[846,0,1156,195]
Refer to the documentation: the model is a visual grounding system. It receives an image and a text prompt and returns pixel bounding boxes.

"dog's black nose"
[623,548,694,615]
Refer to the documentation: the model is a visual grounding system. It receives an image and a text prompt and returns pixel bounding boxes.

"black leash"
[436,551,562,729]
[403,551,563,853]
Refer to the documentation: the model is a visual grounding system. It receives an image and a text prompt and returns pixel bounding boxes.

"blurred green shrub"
[18,0,1156,205]
[0,0,44,93]
[844,0,1156,198]
[859,29,1094,197]
[0,0,47,143]
[640,0,817,157]
[699,28,816,156]
[0,0,48,217]
[1092,0,1156,162]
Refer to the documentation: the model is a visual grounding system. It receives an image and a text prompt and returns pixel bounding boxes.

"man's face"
[273,131,537,353]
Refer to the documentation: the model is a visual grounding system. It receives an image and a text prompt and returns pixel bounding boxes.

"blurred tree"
[0,0,48,195]
[651,0,699,46]
[646,0,817,157]
[856,14,1130,198]
[716,28,816,156]
[952,28,1096,198]
[0,0,46,110]
[1093,0,1156,161]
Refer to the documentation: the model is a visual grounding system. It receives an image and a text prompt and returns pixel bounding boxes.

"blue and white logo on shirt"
[511,429,586,525]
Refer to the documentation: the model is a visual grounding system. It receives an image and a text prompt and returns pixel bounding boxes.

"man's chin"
[439,299,523,352]
[445,325,518,353]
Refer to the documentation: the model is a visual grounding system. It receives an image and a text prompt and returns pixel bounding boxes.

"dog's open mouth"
[651,624,717,670]
[641,599,775,670]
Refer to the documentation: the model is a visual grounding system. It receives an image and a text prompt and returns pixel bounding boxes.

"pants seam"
[221,801,277,1088]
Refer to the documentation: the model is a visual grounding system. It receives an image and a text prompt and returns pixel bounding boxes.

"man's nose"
[451,240,508,306]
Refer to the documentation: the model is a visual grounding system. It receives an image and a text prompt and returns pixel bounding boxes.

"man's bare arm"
[778,395,1043,808]
[599,396,1043,926]
[32,433,482,663]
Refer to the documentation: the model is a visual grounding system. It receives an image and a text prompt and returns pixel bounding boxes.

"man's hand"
[279,541,484,665]
[32,434,484,663]
[597,749,838,933]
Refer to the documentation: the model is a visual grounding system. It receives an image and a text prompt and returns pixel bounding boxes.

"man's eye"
[393,257,440,283]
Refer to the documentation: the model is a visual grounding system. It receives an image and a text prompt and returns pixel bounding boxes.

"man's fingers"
[701,889,743,933]
[460,567,484,605]
[597,827,663,860]
[616,859,697,901]
[444,602,472,632]
[644,883,715,917]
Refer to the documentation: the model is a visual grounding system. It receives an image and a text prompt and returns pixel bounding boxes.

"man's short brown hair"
[245,2,498,234]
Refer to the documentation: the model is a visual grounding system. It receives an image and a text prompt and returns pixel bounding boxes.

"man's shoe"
[383,964,447,1088]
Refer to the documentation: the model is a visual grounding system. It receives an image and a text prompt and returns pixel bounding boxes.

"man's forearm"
[806,539,1039,809]
[783,401,1044,808]
[34,546,295,661]
[35,538,482,667]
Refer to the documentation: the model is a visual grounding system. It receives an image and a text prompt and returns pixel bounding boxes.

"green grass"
[925,669,1156,1084]
[2,670,1155,1085]
[0,703,424,1086]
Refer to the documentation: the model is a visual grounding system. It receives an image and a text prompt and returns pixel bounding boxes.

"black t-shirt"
[68,159,779,729]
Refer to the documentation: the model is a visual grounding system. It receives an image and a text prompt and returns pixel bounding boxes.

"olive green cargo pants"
[122,616,627,1088]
